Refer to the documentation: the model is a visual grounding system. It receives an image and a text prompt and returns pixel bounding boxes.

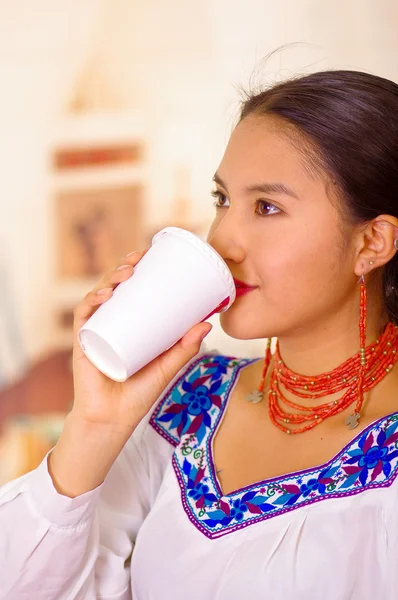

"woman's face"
[206,114,356,341]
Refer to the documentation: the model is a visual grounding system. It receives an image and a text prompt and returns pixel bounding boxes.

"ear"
[354,214,398,278]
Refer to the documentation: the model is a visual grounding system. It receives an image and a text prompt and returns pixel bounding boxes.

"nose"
[206,214,246,265]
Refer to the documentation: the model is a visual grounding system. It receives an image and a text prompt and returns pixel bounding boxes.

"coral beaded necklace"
[246,276,398,434]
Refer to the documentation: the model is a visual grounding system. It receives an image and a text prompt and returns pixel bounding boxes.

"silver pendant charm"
[345,412,360,430]
[246,390,263,404]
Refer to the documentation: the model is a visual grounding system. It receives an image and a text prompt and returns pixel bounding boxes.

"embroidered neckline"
[151,354,398,539]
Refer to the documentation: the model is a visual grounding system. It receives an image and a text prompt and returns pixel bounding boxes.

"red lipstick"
[233,277,258,297]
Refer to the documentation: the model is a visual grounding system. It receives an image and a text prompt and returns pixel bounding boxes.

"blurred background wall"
[0,0,397,482]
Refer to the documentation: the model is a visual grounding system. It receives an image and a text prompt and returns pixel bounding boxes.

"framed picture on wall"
[48,114,149,349]
[55,185,144,279]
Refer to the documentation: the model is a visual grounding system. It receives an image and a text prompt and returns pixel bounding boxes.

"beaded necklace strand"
[246,279,398,434]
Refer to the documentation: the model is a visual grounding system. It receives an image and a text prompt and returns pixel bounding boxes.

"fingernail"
[117,264,132,271]
[96,287,112,295]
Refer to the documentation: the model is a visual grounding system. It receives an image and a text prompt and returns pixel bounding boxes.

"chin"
[218,310,268,340]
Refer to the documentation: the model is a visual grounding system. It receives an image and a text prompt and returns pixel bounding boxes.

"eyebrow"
[212,173,300,200]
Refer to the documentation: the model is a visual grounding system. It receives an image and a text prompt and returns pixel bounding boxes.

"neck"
[277,301,388,378]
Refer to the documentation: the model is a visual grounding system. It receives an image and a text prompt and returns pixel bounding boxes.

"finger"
[76,247,151,328]
[73,287,113,334]
[123,248,150,264]
[155,322,213,388]
[92,249,149,295]
[71,288,114,360]
[93,263,135,292]
[72,248,150,359]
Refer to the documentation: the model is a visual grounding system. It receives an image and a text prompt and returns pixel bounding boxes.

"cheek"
[257,220,342,296]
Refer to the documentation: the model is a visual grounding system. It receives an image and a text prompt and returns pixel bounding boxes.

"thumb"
[156,322,213,383]
[180,322,213,351]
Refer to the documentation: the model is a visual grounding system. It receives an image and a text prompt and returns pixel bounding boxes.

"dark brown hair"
[240,69,398,323]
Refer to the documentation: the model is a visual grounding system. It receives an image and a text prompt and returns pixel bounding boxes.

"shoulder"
[149,352,253,447]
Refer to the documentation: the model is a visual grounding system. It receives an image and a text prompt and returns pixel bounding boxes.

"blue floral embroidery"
[202,356,232,383]
[340,425,398,487]
[183,456,218,510]
[151,354,398,540]
[150,355,242,445]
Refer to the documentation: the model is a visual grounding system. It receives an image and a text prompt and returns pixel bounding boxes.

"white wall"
[0,0,105,380]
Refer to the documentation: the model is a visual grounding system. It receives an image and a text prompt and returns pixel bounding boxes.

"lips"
[232,277,258,298]
[234,277,257,290]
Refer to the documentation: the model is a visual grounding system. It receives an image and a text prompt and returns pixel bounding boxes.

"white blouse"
[1,348,398,600]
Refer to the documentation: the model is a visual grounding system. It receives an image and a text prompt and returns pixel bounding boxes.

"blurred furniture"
[0,348,73,483]
[0,413,65,484]
[49,113,149,350]
[0,349,73,426]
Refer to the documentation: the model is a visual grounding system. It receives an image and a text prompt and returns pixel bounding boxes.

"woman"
[1,69,398,599]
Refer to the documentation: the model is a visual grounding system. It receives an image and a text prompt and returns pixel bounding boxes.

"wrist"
[48,412,132,498]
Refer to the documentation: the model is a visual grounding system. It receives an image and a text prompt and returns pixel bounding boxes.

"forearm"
[49,411,133,498]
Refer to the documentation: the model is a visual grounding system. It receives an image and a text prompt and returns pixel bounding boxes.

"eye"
[211,190,229,208]
[211,190,281,217]
[255,200,281,216]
